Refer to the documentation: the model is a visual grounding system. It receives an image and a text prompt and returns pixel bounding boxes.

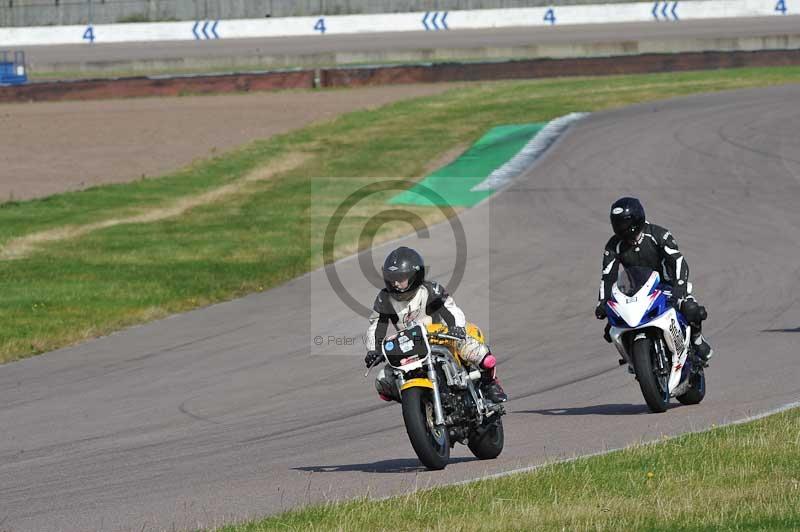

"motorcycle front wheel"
[632,337,669,413]
[401,387,450,470]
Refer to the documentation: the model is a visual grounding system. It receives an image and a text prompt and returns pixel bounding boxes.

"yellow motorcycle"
[368,322,505,470]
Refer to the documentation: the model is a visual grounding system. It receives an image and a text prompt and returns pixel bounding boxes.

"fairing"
[606,268,694,396]
[607,269,660,328]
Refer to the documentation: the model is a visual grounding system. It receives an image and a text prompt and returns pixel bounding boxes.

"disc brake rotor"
[424,400,446,446]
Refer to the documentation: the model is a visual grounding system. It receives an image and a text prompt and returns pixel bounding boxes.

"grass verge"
[1,66,800,362]
[218,406,800,531]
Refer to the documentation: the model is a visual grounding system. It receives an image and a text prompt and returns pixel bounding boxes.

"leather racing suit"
[367,281,488,365]
[597,221,713,360]
[366,281,505,401]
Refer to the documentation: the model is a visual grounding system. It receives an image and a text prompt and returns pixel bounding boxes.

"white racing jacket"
[366,281,487,365]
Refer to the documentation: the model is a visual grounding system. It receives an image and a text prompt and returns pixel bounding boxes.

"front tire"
[632,337,669,413]
[468,417,504,460]
[401,387,450,470]
[677,367,706,405]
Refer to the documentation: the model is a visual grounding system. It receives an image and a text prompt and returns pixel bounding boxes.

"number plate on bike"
[383,324,431,367]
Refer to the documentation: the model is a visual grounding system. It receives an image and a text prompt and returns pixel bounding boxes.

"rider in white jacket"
[364,246,507,403]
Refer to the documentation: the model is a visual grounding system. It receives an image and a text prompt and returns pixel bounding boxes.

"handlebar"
[429,333,462,341]
[364,352,385,377]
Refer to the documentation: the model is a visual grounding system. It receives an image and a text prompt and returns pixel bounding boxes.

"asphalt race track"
[1,84,799,531]
[24,16,800,70]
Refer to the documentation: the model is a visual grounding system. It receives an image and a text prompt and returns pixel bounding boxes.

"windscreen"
[616,267,657,297]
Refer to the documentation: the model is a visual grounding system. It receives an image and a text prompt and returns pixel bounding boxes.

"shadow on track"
[516,403,658,416]
[762,327,800,333]
[294,456,476,474]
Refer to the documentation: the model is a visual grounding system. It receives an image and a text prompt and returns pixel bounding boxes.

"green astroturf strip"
[389,122,545,207]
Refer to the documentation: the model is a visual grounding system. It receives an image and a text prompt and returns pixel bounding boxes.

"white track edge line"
[451,399,800,487]
[471,112,590,192]
[358,400,800,504]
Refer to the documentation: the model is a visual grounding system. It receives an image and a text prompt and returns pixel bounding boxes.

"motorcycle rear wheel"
[677,367,706,405]
[401,387,450,470]
[633,337,669,413]
[468,417,504,460]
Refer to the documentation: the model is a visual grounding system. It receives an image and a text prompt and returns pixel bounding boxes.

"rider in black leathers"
[595,197,714,363]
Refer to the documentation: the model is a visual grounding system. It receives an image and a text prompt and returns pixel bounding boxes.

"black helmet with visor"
[610,197,646,244]
[382,247,425,301]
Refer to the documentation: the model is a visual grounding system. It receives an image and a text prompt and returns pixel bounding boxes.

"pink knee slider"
[480,354,496,370]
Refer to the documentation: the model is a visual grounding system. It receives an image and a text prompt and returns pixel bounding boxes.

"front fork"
[654,337,669,373]
[427,365,447,427]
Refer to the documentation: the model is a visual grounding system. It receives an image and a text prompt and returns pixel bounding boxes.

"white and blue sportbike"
[604,267,706,413]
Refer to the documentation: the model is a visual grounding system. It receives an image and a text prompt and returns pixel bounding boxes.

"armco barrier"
[2,49,799,104]
[0,0,675,28]
[0,0,794,47]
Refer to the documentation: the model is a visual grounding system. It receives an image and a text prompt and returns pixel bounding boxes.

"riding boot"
[479,354,507,403]
[690,322,714,365]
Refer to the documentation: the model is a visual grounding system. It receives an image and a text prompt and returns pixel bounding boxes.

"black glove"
[449,326,467,340]
[595,304,607,320]
[364,350,382,368]
[603,322,613,343]
[680,300,707,324]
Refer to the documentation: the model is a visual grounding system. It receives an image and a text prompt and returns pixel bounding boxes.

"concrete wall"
[0,0,697,27]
